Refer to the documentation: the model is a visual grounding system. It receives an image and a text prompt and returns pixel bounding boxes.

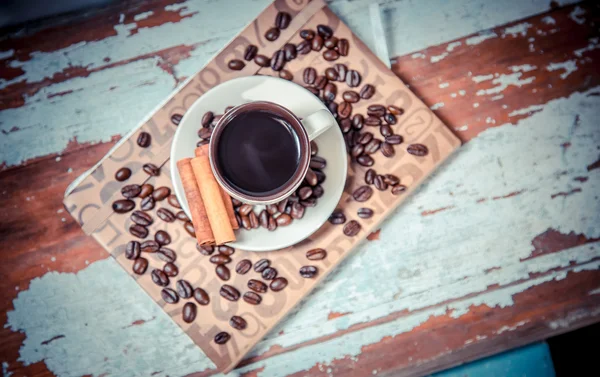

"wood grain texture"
[1,1,599,377]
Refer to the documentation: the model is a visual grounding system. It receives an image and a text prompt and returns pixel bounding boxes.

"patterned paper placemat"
[64,0,460,372]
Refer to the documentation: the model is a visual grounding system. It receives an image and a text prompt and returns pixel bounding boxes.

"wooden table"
[1,0,599,376]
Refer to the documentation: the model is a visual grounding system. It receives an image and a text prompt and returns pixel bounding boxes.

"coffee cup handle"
[301,109,334,141]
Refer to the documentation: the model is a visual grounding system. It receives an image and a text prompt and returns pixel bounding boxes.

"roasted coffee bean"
[363,169,376,185]
[254,259,270,272]
[193,287,210,305]
[176,211,190,222]
[163,262,178,277]
[360,84,375,99]
[323,49,340,61]
[228,59,245,70]
[216,264,230,281]
[151,269,169,287]
[338,101,352,119]
[240,214,251,230]
[314,169,326,184]
[325,102,337,119]
[297,40,311,54]
[304,86,318,96]
[383,174,400,186]
[303,168,318,187]
[381,142,395,157]
[323,82,337,101]
[310,156,327,170]
[231,198,243,207]
[168,194,181,208]
[311,35,324,51]
[217,245,234,256]
[243,291,262,305]
[343,220,361,237]
[129,224,148,239]
[249,211,259,229]
[380,124,393,137]
[155,230,171,246]
[230,315,247,330]
[303,67,316,85]
[328,211,346,224]
[324,36,338,49]
[236,259,252,275]
[121,184,141,199]
[346,70,361,87]
[338,38,349,56]
[387,105,404,115]
[171,113,183,125]
[268,216,277,231]
[265,27,280,41]
[358,132,373,145]
[132,257,148,274]
[298,186,313,200]
[158,247,176,262]
[301,197,316,207]
[392,184,407,195]
[131,210,153,226]
[357,207,374,219]
[115,167,131,182]
[334,63,347,82]
[275,11,291,29]
[271,50,286,71]
[177,279,193,298]
[276,213,292,226]
[407,143,429,156]
[357,154,375,166]
[139,184,154,198]
[214,332,230,344]
[156,208,176,223]
[312,185,324,198]
[182,302,197,323]
[283,43,297,61]
[141,240,159,253]
[364,138,382,154]
[314,75,328,90]
[306,249,327,262]
[374,175,388,191]
[212,114,223,126]
[345,130,356,148]
[125,241,141,260]
[300,265,318,278]
[352,130,363,146]
[350,144,364,157]
[197,244,214,255]
[196,140,209,147]
[244,45,258,61]
[262,267,278,280]
[349,115,363,131]
[317,24,333,39]
[342,91,359,103]
[353,185,373,202]
[143,163,160,176]
[383,112,397,125]
[339,118,351,133]
[152,186,170,201]
[137,132,151,148]
[254,54,270,67]
[270,277,288,292]
[277,198,288,213]
[161,288,179,304]
[198,127,212,139]
[220,285,240,301]
[237,204,253,216]
[210,254,231,264]
[325,67,338,81]
[184,221,195,237]
[265,204,278,215]
[385,134,403,145]
[279,69,293,81]
[365,116,381,126]
[291,202,305,219]
[367,104,386,117]
[248,279,268,293]
[300,29,315,40]
[113,199,135,213]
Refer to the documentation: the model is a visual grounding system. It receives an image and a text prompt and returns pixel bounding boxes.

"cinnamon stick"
[191,146,236,245]
[195,147,239,230]
[176,158,215,245]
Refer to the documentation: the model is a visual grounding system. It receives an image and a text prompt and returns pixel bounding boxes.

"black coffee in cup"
[216,110,301,196]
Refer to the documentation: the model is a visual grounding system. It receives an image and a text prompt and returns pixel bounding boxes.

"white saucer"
[170,76,347,252]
